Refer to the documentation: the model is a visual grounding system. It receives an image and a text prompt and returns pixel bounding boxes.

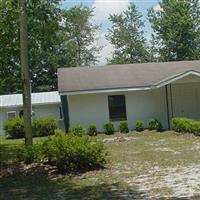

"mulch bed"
[0,162,57,178]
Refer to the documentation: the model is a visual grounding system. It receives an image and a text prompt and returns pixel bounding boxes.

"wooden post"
[19,0,32,145]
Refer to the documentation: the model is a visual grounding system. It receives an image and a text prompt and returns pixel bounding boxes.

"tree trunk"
[19,0,32,145]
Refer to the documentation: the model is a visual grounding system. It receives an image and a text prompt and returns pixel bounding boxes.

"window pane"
[7,111,16,119]
[108,95,127,121]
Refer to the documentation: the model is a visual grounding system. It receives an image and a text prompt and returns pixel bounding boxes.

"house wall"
[0,103,63,136]
[67,81,200,132]
[171,82,200,120]
[67,87,168,131]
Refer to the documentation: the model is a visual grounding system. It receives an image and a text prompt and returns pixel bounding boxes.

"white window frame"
[7,111,17,119]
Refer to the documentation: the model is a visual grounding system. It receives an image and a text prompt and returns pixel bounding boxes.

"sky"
[61,0,161,64]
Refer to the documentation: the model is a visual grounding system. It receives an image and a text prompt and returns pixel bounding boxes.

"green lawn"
[1,131,200,199]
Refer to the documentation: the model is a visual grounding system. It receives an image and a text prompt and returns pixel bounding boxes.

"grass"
[1,131,200,199]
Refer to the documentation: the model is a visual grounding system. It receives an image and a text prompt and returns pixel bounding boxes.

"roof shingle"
[58,60,200,94]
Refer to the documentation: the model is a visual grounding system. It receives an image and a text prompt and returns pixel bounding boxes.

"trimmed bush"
[70,124,85,136]
[88,124,97,136]
[4,117,58,139]
[4,117,24,139]
[119,121,129,133]
[148,118,163,132]
[32,117,58,137]
[41,132,107,172]
[172,117,200,136]
[104,122,114,135]
[135,121,144,132]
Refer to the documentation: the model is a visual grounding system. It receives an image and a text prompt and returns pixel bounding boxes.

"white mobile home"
[58,60,200,131]
[0,91,63,136]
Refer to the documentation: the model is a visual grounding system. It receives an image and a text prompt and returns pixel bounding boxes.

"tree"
[61,5,100,67]
[106,3,149,64]
[148,0,200,61]
[19,0,32,145]
[27,0,62,92]
[0,2,100,94]
[0,1,21,94]
[0,0,63,94]
[148,35,160,62]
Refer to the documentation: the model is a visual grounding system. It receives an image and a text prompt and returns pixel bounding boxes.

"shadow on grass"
[0,144,17,163]
[0,174,146,200]
[1,172,200,200]
[0,143,21,163]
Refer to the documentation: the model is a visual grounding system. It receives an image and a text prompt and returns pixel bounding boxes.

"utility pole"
[19,0,32,145]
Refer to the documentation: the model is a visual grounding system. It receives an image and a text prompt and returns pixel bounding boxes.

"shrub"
[104,122,114,135]
[16,144,41,164]
[148,118,163,132]
[54,128,63,135]
[4,117,58,139]
[70,124,85,136]
[88,124,97,136]
[119,121,129,133]
[41,132,107,172]
[135,121,144,132]
[3,117,24,139]
[32,117,58,137]
[172,118,192,133]
[172,117,200,136]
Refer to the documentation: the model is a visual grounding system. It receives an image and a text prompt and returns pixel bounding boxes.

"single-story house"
[0,91,63,136]
[58,60,200,132]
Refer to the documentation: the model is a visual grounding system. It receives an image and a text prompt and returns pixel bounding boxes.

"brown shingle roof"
[58,60,200,94]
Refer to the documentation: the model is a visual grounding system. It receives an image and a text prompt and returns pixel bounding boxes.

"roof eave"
[59,86,152,96]
[0,101,61,109]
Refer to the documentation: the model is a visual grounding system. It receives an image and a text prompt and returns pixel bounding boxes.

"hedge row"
[4,117,163,139]
[4,117,58,139]
[71,118,163,136]
[172,117,200,136]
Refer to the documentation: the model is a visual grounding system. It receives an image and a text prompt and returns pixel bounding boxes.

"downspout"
[165,85,170,129]
[60,95,70,133]
[170,84,174,118]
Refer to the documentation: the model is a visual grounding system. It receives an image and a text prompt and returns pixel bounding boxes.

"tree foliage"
[0,1,99,94]
[148,0,200,61]
[0,1,21,94]
[107,3,150,64]
[61,5,100,67]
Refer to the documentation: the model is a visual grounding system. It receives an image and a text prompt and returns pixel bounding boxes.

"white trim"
[154,70,200,89]
[60,86,151,96]
[7,111,17,119]
[59,70,200,96]
[0,102,61,109]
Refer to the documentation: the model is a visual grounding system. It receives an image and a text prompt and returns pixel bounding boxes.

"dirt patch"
[102,136,136,143]
[123,164,200,198]
[174,132,196,137]
[154,147,180,154]
[191,144,200,150]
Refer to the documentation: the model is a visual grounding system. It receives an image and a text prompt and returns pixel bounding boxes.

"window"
[7,111,16,119]
[108,95,127,121]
